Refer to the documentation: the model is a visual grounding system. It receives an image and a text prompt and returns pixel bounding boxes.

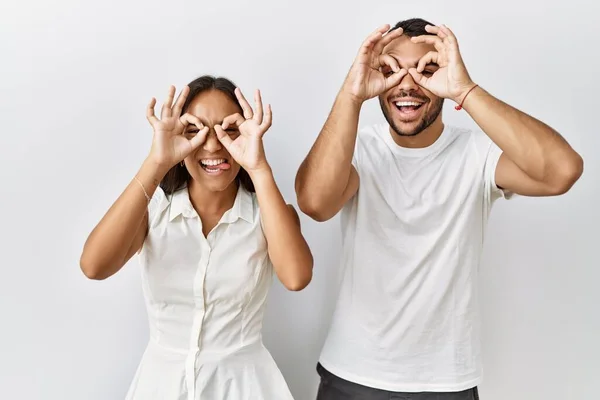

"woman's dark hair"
[159,75,255,195]
[391,18,436,37]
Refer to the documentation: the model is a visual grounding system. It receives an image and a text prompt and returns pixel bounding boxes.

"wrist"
[337,88,365,109]
[453,84,482,112]
[141,157,169,182]
[247,165,274,184]
[453,82,478,105]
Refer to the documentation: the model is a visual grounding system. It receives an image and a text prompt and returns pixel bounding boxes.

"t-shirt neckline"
[379,123,450,158]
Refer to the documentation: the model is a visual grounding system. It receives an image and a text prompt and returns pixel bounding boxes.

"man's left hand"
[409,24,477,104]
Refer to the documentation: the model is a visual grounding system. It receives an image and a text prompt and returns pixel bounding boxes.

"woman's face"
[182,90,242,192]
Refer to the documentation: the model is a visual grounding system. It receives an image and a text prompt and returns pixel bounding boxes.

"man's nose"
[398,71,419,92]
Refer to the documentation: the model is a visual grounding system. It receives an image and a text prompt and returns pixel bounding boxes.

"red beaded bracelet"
[455,84,479,110]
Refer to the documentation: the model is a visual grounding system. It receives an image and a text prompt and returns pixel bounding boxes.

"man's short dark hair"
[391,18,436,37]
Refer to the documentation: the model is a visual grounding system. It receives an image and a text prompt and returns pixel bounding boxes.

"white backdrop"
[1,0,598,399]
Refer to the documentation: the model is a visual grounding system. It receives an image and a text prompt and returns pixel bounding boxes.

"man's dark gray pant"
[316,363,480,400]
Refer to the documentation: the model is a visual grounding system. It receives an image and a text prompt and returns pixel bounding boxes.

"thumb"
[188,126,209,150]
[408,68,428,87]
[214,125,234,151]
[385,68,407,90]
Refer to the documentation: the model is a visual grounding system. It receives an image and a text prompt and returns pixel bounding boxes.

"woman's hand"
[146,85,209,171]
[215,88,272,173]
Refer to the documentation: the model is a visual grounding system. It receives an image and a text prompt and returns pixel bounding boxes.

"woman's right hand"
[146,85,209,171]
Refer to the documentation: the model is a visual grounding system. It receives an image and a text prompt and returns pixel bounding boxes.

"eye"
[379,65,393,76]
[184,129,199,138]
[421,64,439,77]
[225,128,239,136]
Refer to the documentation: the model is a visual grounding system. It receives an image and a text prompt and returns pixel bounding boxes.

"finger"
[426,24,456,47]
[440,25,458,47]
[379,54,400,72]
[410,35,445,53]
[188,126,209,150]
[172,86,190,117]
[425,24,442,36]
[180,113,205,131]
[384,68,408,90]
[253,89,264,123]
[260,104,272,132]
[408,68,429,87]
[214,124,234,150]
[373,27,404,55]
[358,24,391,57]
[146,98,159,125]
[161,85,176,119]
[235,87,254,119]
[417,51,439,72]
[221,113,246,130]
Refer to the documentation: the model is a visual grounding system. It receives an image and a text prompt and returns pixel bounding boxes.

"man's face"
[379,35,444,137]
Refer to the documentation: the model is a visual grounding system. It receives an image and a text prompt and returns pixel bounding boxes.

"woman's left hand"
[215,88,272,173]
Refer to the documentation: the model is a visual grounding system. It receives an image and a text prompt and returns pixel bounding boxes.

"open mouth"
[393,100,426,119]
[199,158,231,174]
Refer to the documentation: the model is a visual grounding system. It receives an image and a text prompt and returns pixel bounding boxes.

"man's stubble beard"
[379,97,444,137]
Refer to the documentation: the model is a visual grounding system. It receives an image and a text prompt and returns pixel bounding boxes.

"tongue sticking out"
[202,162,231,172]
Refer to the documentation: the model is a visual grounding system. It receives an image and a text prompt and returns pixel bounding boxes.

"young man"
[295,18,583,399]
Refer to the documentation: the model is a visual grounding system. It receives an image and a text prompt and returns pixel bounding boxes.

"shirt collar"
[168,185,254,224]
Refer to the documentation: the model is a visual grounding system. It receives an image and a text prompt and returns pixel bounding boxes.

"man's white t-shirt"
[318,123,511,392]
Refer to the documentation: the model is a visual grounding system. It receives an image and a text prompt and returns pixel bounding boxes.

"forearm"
[462,86,583,185]
[80,158,167,279]
[251,168,313,291]
[295,90,362,212]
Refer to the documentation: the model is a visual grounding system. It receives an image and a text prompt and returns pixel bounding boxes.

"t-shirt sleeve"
[475,131,514,203]
[351,132,363,174]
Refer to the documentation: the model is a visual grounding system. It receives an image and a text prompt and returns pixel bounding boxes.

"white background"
[1,0,598,399]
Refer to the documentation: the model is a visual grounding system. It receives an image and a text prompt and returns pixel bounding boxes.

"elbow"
[297,195,335,222]
[548,153,584,195]
[295,175,338,222]
[79,254,111,281]
[80,266,107,281]
[281,259,314,292]
[283,272,313,292]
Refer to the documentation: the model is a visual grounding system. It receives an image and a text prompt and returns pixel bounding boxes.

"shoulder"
[147,186,172,225]
[443,125,494,156]
[354,123,388,156]
[453,125,491,147]
[357,123,387,142]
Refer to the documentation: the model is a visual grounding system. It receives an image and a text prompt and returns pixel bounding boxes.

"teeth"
[395,101,422,107]
[200,159,225,166]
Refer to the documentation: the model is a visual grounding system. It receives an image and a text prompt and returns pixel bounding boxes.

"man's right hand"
[342,24,407,102]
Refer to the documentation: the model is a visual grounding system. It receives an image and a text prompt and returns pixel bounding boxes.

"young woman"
[80,75,313,399]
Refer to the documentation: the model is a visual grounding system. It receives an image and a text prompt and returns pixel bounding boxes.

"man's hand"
[342,24,408,103]
[409,24,476,104]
